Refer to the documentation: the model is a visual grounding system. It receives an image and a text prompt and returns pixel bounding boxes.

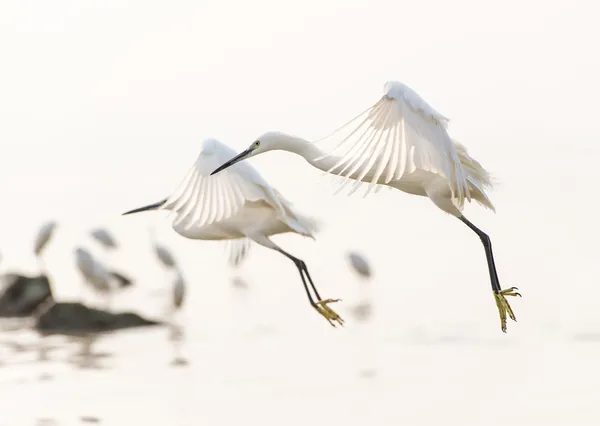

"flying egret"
[90,228,117,249]
[210,80,521,333]
[122,138,342,327]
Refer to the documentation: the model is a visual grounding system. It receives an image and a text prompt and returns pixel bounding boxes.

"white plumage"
[314,81,471,206]
[225,238,252,268]
[123,138,343,327]
[210,80,520,333]
[164,139,289,232]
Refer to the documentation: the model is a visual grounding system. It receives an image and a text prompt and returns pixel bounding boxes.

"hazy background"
[1,0,599,425]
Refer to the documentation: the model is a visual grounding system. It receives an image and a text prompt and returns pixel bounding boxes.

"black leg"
[275,247,344,327]
[275,248,322,304]
[459,216,502,293]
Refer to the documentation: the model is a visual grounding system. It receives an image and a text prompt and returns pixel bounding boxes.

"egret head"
[210,132,284,175]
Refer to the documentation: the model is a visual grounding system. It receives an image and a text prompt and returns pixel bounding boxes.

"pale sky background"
[0,0,598,338]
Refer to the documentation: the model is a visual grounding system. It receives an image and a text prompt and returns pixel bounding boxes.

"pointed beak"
[210,147,254,176]
[122,199,167,216]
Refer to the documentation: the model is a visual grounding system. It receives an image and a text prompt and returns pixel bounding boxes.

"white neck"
[274,133,342,172]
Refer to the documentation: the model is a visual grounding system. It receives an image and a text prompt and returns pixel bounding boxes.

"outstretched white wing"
[314,81,471,208]
[162,139,286,230]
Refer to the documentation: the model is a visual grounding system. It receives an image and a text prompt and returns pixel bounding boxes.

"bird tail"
[451,140,495,212]
[286,206,322,239]
[225,238,252,268]
[271,189,322,239]
[122,199,168,216]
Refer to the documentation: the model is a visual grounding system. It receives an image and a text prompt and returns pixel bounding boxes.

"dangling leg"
[424,180,520,332]
[275,248,344,327]
[248,234,344,327]
[459,216,521,332]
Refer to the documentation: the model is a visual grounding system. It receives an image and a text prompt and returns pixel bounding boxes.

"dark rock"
[35,302,161,334]
[0,274,53,317]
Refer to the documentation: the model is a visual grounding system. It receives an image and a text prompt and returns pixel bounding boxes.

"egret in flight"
[210,81,521,333]
[122,138,342,327]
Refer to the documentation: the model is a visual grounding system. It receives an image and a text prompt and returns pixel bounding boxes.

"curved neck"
[277,134,341,172]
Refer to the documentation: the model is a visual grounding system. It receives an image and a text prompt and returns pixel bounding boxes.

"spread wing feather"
[313,81,471,208]
[161,139,286,230]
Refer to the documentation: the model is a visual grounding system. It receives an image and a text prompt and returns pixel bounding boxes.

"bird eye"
[253,141,260,149]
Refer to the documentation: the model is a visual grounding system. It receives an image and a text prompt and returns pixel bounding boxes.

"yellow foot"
[314,299,344,327]
[494,287,522,333]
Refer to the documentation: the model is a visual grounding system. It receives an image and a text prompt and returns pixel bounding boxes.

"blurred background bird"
[148,225,178,271]
[347,251,371,281]
[171,271,185,314]
[90,228,118,250]
[346,251,373,323]
[33,221,57,275]
[74,247,131,310]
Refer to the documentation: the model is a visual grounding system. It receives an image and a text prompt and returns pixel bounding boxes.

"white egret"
[34,222,57,256]
[122,138,342,326]
[74,247,114,308]
[33,221,57,273]
[90,228,117,249]
[347,251,372,280]
[210,80,521,333]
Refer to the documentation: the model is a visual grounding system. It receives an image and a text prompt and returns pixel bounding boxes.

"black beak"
[210,148,254,176]
[122,199,167,216]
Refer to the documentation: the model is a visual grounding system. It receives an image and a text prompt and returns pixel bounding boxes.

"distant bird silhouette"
[351,301,373,322]
[230,276,249,290]
[172,271,185,311]
[347,251,372,279]
[33,221,57,273]
[90,228,117,249]
[155,244,177,269]
[74,247,115,309]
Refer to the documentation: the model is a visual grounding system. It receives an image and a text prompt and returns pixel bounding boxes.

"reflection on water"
[0,318,192,375]
[168,322,188,367]
[3,309,600,425]
[65,333,110,370]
